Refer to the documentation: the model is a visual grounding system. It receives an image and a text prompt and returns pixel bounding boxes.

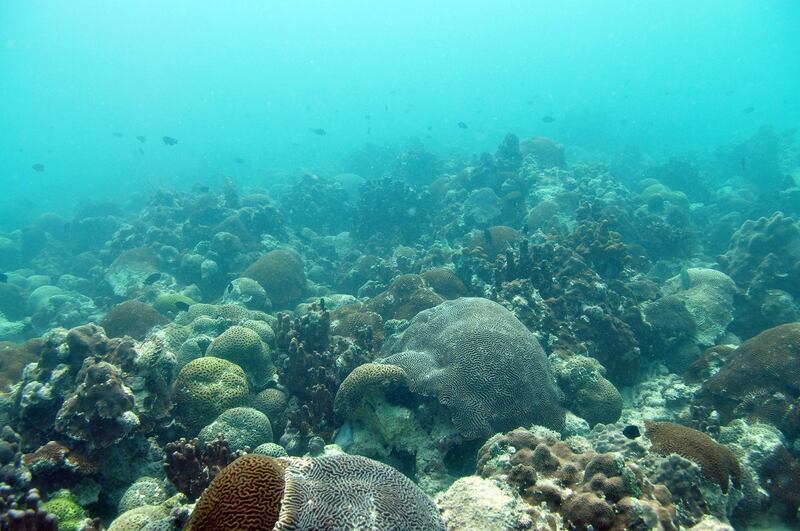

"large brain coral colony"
[185,454,445,531]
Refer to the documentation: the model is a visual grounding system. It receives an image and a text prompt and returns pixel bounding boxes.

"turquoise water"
[2,1,798,226]
[2,2,800,530]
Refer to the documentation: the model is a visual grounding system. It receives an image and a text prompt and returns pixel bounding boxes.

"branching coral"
[163,435,244,500]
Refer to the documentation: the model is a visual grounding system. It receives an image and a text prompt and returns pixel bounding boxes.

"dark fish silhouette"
[112,131,124,138]
[542,115,555,123]
[136,135,146,143]
[622,425,641,439]
[310,128,327,136]
[143,272,162,285]
[0,273,7,283]
[741,106,755,114]
[457,122,468,129]
[32,163,45,172]
[174,301,190,311]
[138,148,145,155]
[364,114,371,120]
[427,125,432,131]
[234,157,245,164]
[162,136,178,145]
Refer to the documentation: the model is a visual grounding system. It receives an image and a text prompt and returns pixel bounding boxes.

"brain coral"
[185,454,287,531]
[645,421,741,492]
[206,325,273,389]
[275,454,444,530]
[173,357,249,431]
[100,300,166,340]
[334,362,408,416]
[198,407,273,452]
[382,297,565,438]
[242,248,307,308]
[186,454,444,531]
[698,322,800,438]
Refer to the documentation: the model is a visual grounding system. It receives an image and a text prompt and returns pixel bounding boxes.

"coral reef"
[718,212,800,336]
[1,128,799,528]
[475,426,678,530]
[697,322,800,441]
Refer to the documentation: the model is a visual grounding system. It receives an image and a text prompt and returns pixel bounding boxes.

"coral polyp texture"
[382,297,565,438]
[172,357,249,431]
[645,421,741,493]
[185,453,444,531]
[242,248,307,308]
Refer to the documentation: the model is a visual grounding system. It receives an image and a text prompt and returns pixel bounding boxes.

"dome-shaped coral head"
[381,297,565,439]
[186,453,444,531]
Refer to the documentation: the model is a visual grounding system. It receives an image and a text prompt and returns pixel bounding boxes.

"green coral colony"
[2,5,800,531]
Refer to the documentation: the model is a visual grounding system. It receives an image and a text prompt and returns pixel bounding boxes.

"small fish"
[138,148,145,155]
[741,106,755,114]
[0,273,7,283]
[162,136,178,146]
[234,157,246,164]
[542,115,555,123]
[136,135,146,143]
[679,269,692,290]
[174,301,190,311]
[364,114,371,120]
[457,121,468,129]
[32,163,45,172]
[622,425,641,439]
[427,125,432,131]
[112,131,124,138]
[310,128,327,136]
[143,272,162,285]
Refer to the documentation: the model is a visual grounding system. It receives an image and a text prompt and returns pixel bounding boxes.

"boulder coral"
[333,363,408,417]
[550,353,623,427]
[185,453,444,531]
[697,322,800,440]
[100,300,166,340]
[198,407,273,452]
[242,248,307,308]
[172,357,249,431]
[381,297,565,438]
[205,325,273,389]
